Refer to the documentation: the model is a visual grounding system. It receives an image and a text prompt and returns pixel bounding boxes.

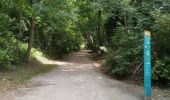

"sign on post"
[144,30,151,100]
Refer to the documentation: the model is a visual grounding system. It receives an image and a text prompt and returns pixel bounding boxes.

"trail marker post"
[144,30,151,100]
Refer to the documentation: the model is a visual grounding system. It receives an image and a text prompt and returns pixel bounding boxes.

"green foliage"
[0,0,83,69]
[101,0,170,85]
[151,0,170,83]
[48,30,82,58]
[153,59,170,80]
[0,33,16,69]
[106,28,143,77]
[0,13,15,69]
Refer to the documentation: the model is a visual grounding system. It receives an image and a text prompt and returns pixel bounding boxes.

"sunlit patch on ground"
[35,50,94,73]
[35,56,70,66]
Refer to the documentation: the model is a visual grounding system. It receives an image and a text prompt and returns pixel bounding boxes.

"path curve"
[2,51,144,100]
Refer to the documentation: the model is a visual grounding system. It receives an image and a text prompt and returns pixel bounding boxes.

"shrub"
[153,59,170,81]
[106,28,143,77]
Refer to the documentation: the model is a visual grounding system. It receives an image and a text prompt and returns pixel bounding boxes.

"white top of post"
[144,30,151,37]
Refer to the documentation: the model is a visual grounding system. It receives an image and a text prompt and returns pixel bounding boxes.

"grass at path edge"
[0,58,56,94]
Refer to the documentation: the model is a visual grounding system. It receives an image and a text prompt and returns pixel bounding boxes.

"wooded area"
[0,0,169,86]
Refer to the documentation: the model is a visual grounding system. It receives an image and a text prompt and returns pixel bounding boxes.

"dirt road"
[1,51,168,100]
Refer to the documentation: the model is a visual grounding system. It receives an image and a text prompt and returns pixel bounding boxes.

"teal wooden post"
[144,30,151,100]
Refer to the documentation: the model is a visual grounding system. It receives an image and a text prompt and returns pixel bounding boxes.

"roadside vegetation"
[0,49,56,94]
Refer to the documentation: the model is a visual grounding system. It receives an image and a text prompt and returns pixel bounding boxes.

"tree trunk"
[25,17,35,62]
[96,10,103,46]
[45,32,51,53]
[82,32,98,53]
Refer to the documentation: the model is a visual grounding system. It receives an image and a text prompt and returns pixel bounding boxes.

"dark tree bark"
[96,10,103,46]
[25,17,35,62]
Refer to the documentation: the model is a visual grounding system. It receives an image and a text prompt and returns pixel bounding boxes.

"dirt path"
[0,51,168,100]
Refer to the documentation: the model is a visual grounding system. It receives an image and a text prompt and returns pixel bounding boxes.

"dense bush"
[151,11,170,82]
[0,13,15,69]
[48,31,82,58]
[153,59,170,81]
[94,0,170,84]
[106,28,143,77]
